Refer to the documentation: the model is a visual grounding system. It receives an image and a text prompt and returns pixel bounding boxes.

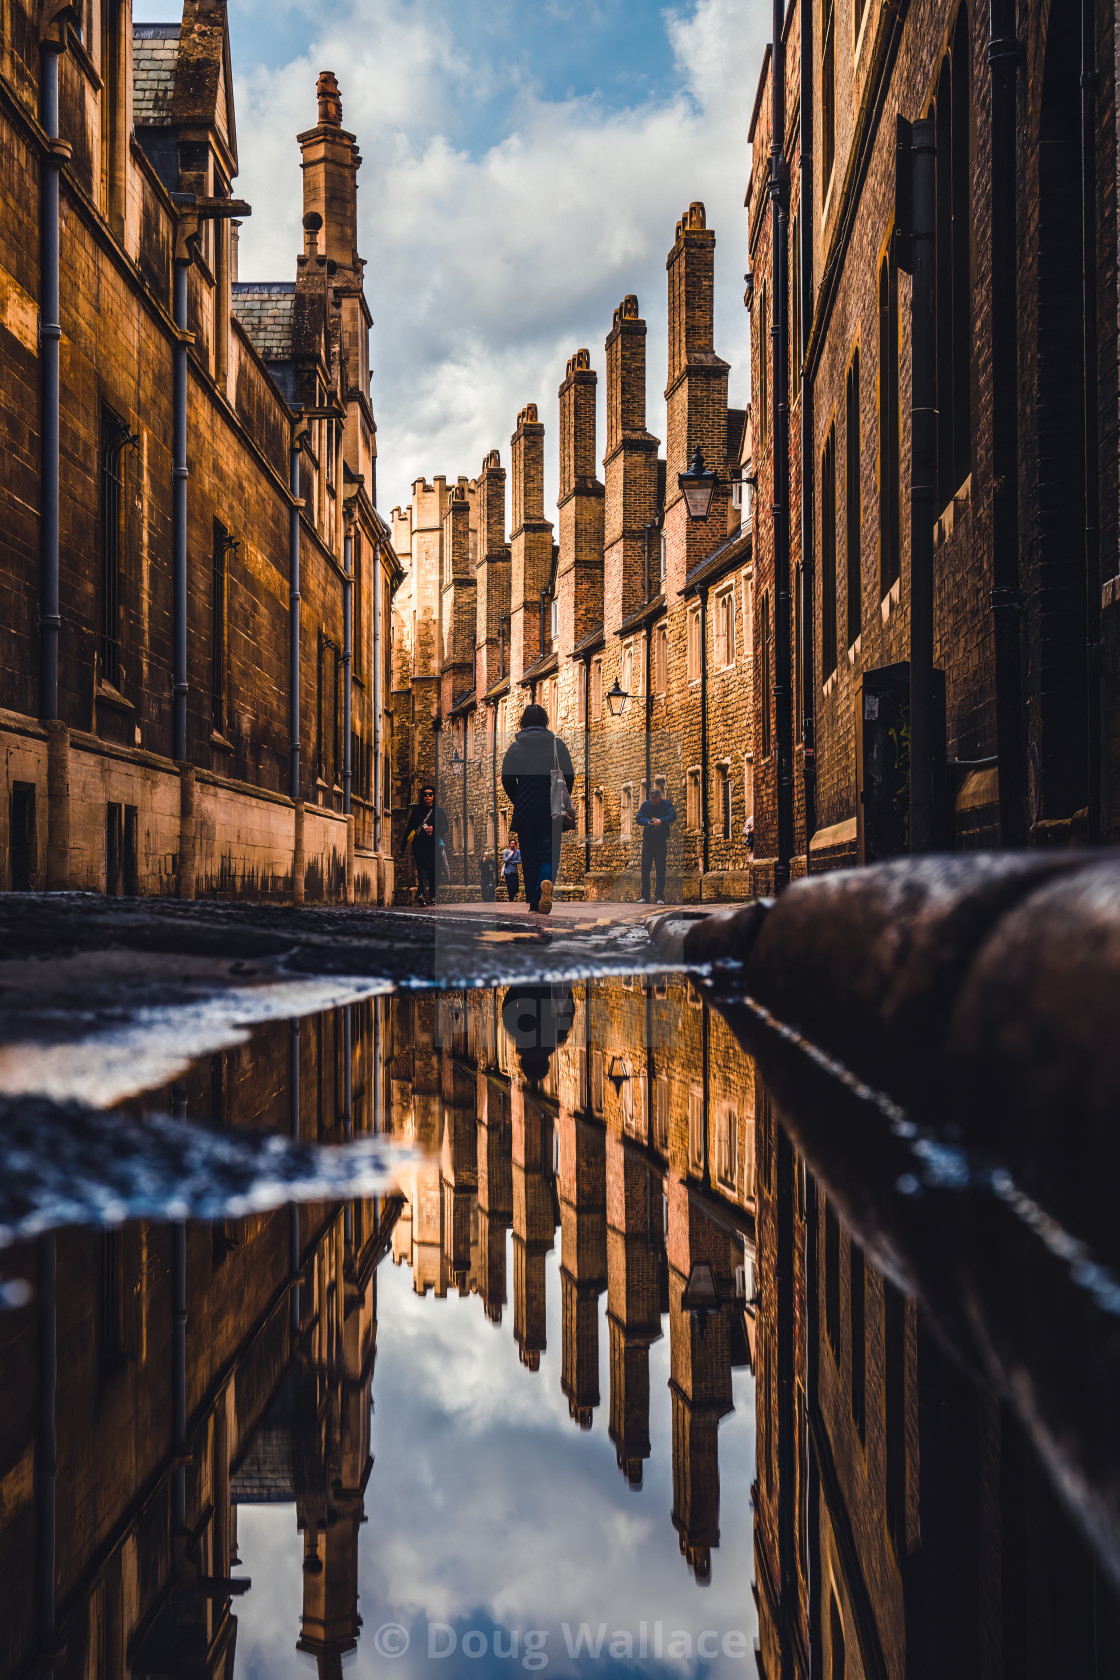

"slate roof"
[132,23,180,128]
[232,283,296,362]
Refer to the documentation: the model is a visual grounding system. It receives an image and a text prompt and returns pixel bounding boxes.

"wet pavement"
[0,894,1116,1678]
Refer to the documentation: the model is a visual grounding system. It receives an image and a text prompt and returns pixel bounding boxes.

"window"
[590,1050,604,1115]
[688,1087,704,1175]
[721,764,733,839]
[551,596,559,642]
[744,754,754,822]
[466,711,475,757]
[654,624,669,694]
[621,641,634,704]
[742,574,754,656]
[759,592,772,758]
[714,588,735,668]
[878,253,901,595]
[467,815,476,854]
[212,520,231,733]
[659,530,668,587]
[578,668,587,724]
[451,815,463,855]
[686,767,701,829]
[591,657,603,718]
[846,350,861,648]
[548,674,559,723]
[716,1104,738,1191]
[654,1074,670,1151]
[822,0,836,192]
[499,807,509,847]
[621,784,633,839]
[935,10,972,507]
[854,0,869,37]
[353,535,363,678]
[686,603,702,681]
[821,426,838,677]
[100,408,132,689]
[593,788,604,839]
[758,281,769,451]
[824,1197,840,1357]
[850,1239,866,1442]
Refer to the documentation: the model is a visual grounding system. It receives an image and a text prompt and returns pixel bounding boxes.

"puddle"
[0,972,1115,1676]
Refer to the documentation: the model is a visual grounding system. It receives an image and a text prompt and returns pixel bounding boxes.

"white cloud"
[224,0,767,518]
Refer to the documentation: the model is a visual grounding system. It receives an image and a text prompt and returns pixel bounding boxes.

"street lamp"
[681,1259,721,1331]
[678,445,717,521]
[606,678,629,718]
[607,1055,630,1096]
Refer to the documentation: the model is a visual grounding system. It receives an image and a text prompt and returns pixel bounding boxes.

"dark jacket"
[501,727,575,838]
[636,798,676,840]
[404,801,448,861]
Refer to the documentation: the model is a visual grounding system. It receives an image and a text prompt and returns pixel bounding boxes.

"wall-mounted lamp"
[678,446,717,522]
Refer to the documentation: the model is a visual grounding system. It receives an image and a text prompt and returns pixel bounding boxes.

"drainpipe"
[38,31,70,724]
[492,702,499,873]
[776,1119,796,1680]
[343,1006,353,1244]
[988,2,1026,846]
[700,585,710,875]
[583,658,591,873]
[171,240,191,763]
[799,0,816,848]
[1082,0,1101,841]
[289,1021,301,1333]
[289,419,305,801]
[343,527,353,815]
[645,619,653,795]
[908,118,937,853]
[771,0,794,888]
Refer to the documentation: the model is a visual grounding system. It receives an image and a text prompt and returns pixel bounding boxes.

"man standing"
[501,704,574,915]
[635,784,676,904]
[402,784,449,906]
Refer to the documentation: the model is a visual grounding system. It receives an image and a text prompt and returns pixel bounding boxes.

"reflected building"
[385,975,757,1576]
[0,1001,395,1680]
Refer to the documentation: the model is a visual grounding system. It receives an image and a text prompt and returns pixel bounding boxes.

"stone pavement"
[420,897,661,926]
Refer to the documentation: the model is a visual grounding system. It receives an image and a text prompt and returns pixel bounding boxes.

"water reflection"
[0,978,1116,1677]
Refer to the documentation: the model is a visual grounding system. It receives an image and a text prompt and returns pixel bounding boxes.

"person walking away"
[635,784,676,904]
[402,785,448,905]
[501,704,575,915]
[502,842,522,900]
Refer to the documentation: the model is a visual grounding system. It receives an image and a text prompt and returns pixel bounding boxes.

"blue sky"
[134,0,769,517]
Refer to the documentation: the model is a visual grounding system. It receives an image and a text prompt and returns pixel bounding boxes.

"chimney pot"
[317,71,343,127]
[302,210,323,256]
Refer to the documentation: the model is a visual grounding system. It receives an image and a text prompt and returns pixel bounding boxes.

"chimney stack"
[440,485,476,715]
[663,202,729,594]
[604,297,660,630]
[555,352,605,655]
[298,72,361,274]
[509,405,554,682]
[476,450,510,696]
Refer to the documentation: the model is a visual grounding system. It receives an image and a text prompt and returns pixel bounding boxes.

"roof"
[683,525,752,597]
[617,592,667,639]
[571,622,605,659]
[232,283,295,361]
[727,408,747,468]
[132,23,180,128]
[520,649,558,686]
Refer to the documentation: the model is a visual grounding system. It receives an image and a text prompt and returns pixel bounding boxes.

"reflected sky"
[235,1232,755,1677]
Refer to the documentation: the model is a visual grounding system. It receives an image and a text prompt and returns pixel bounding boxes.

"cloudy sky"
[135,0,770,520]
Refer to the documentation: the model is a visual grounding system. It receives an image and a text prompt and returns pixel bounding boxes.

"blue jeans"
[519,821,562,910]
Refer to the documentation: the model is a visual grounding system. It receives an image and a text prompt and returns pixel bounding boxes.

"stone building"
[0,1,401,906]
[390,205,754,903]
[748,0,1120,880]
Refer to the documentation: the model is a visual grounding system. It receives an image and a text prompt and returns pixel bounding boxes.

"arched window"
[846,349,862,648]
[821,426,838,678]
[878,253,901,595]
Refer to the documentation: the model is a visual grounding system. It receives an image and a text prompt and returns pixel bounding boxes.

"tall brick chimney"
[298,72,361,276]
[663,202,729,595]
[604,297,660,631]
[476,450,510,696]
[440,485,476,716]
[509,404,554,683]
[555,351,605,656]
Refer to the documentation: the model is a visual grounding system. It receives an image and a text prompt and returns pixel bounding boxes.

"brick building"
[0,1,401,907]
[390,205,756,904]
[748,0,1120,878]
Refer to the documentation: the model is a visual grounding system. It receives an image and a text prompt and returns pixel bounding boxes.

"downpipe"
[289,424,303,802]
[343,527,353,816]
[38,43,67,723]
[172,258,189,762]
[771,0,794,888]
[799,0,816,847]
[1082,0,1101,841]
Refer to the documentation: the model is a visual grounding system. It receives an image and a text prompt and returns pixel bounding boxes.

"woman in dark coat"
[403,785,449,905]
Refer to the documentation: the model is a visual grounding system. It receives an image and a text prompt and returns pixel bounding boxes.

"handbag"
[551,735,578,831]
